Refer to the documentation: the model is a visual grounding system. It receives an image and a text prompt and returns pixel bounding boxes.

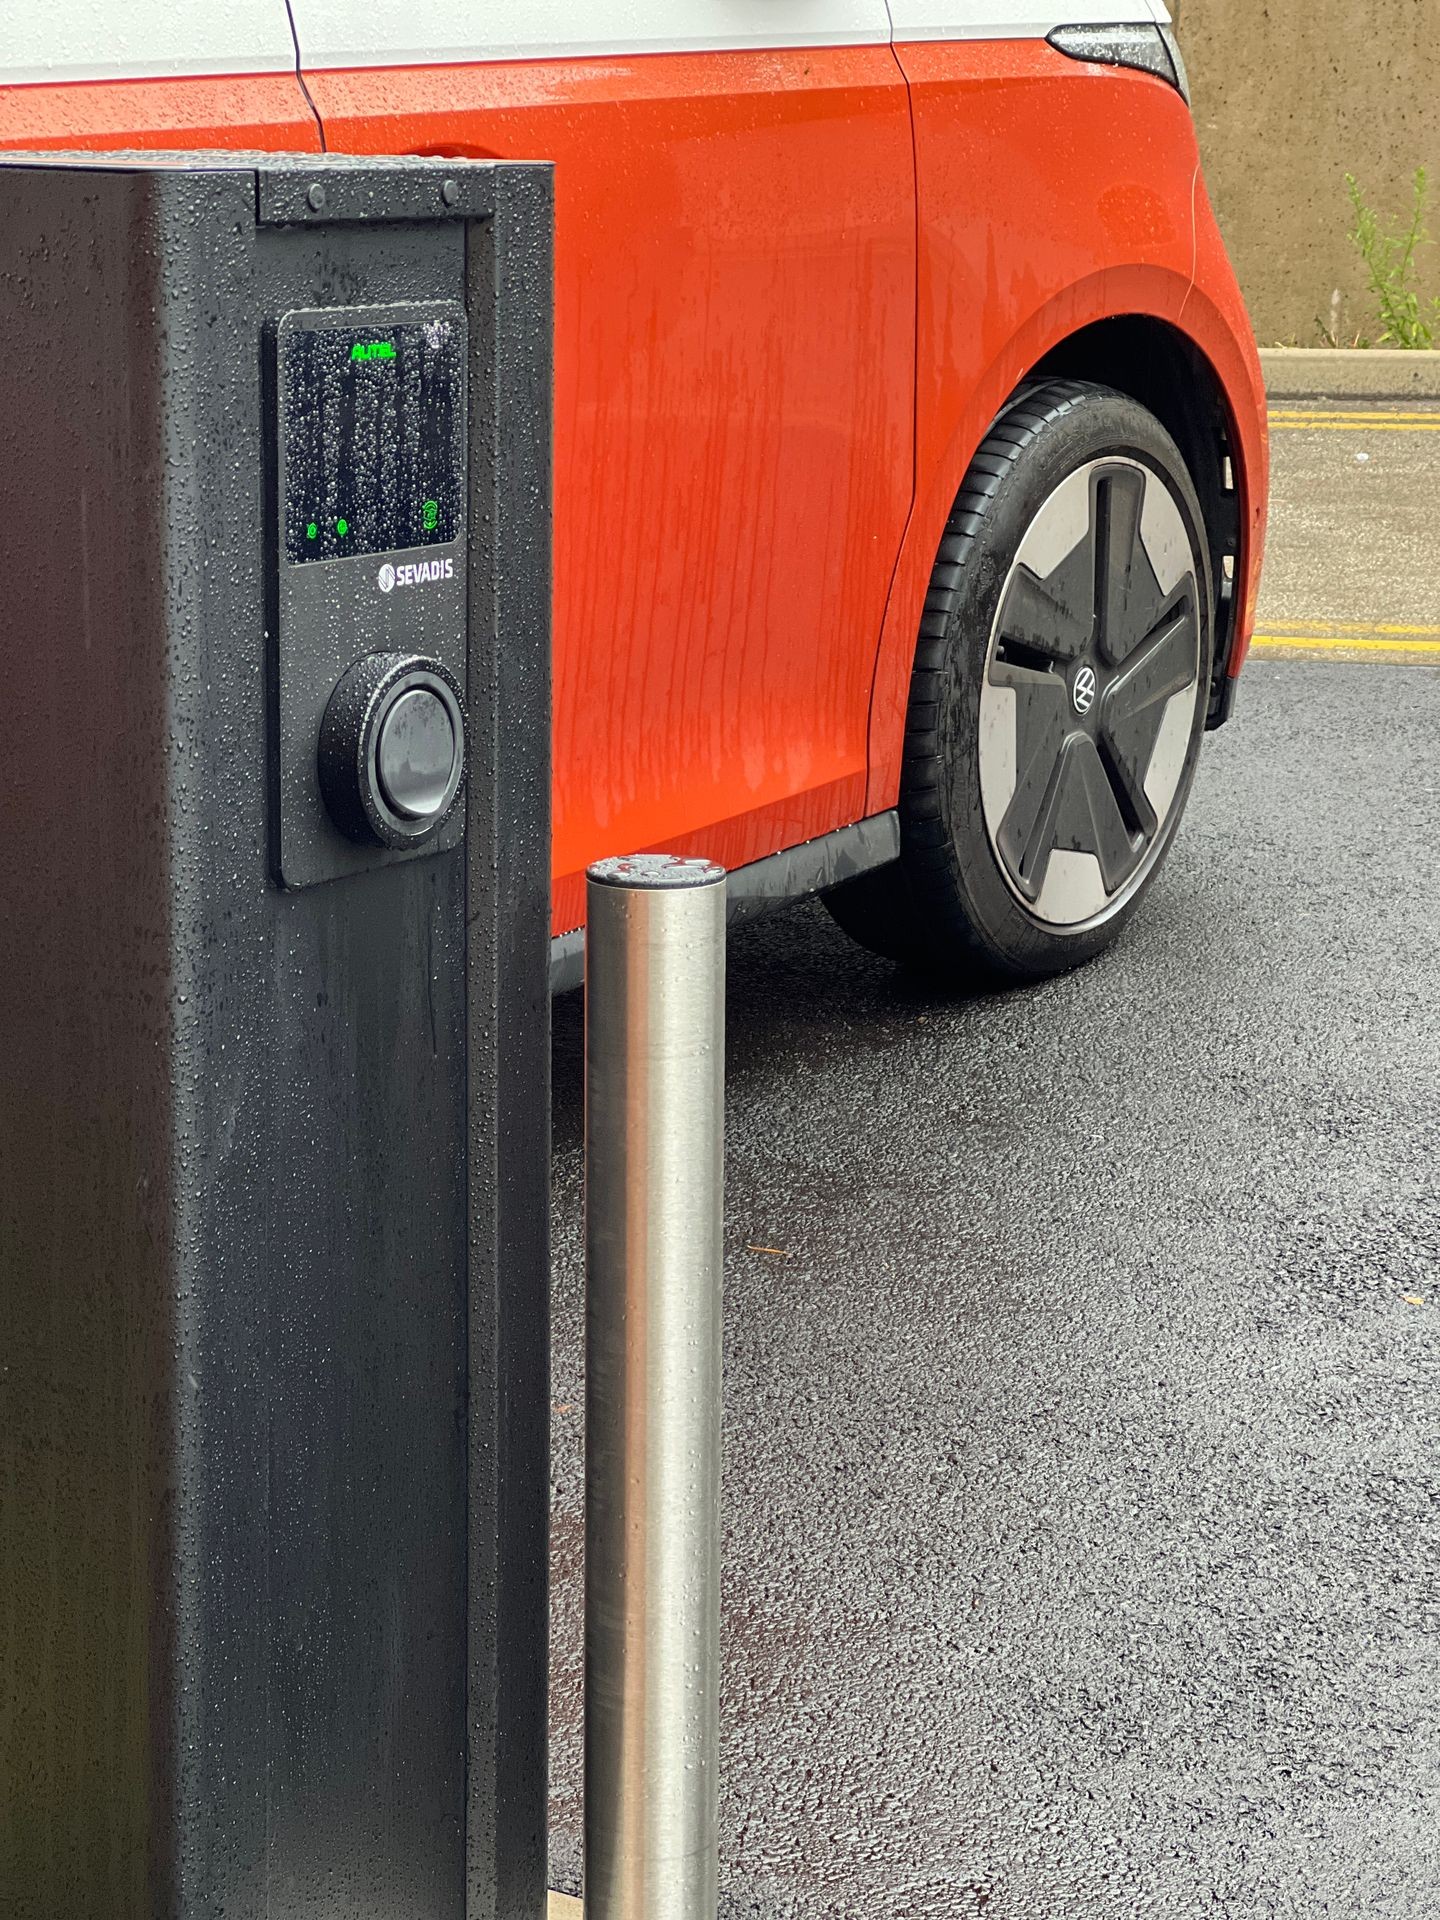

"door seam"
[863,22,922,816]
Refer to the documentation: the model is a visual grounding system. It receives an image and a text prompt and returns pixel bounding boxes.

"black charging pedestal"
[0,153,552,1919]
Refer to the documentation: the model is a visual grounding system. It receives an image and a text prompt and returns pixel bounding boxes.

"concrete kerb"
[548,1896,583,1918]
[1261,347,1440,399]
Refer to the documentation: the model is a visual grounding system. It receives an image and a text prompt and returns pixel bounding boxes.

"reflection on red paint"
[306,50,917,927]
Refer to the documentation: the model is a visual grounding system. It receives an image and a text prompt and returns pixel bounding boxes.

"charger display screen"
[281,314,464,565]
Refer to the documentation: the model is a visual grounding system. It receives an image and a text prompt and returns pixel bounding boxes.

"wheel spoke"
[995,681,1072,893]
[995,562,1092,667]
[997,724,1142,901]
[1070,734,1143,892]
[1096,727,1159,841]
[1004,734,1072,896]
[1092,466,1147,667]
[990,657,1057,696]
[1106,590,1197,725]
[1098,587,1198,836]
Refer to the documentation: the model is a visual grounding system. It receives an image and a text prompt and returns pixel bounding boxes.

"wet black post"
[0,154,552,1919]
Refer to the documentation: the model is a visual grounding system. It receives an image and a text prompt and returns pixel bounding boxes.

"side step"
[548,810,900,994]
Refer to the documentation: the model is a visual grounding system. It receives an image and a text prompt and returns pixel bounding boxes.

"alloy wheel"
[977,456,1203,929]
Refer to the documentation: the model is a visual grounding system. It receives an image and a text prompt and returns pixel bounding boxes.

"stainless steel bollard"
[584,854,726,1920]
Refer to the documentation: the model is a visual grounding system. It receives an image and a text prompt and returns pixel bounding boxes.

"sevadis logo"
[377,557,455,594]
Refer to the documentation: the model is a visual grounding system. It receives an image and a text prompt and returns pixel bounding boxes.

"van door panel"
[299,30,913,931]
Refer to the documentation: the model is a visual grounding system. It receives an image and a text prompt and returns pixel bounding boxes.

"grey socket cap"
[588,853,726,890]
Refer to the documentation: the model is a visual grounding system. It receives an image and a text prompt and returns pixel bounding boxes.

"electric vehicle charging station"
[0,153,552,1917]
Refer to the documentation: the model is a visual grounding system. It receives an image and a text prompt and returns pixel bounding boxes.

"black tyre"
[828,378,1214,987]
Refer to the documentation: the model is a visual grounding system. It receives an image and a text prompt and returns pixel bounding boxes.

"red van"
[1,3,1267,988]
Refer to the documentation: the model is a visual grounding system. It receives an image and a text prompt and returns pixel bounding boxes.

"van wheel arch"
[1028,317,1242,715]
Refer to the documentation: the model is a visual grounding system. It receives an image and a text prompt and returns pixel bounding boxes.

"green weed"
[1346,168,1440,349]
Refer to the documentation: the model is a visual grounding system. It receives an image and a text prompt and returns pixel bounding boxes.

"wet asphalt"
[547,426,1440,1915]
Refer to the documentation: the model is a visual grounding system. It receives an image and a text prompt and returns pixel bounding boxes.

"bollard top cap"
[587,853,726,891]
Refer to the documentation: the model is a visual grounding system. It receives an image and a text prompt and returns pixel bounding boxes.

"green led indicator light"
[421,498,439,532]
[336,518,349,536]
[305,521,318,541]
[350,340,396,362]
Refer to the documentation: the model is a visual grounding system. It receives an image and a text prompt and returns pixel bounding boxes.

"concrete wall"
[1175,0,1440,344]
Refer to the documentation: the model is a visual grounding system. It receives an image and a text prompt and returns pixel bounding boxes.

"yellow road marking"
[1268,420,1440,432]
[1251,633,1440,656]
[1260,620,1440,637]
[1269,410,1440,422]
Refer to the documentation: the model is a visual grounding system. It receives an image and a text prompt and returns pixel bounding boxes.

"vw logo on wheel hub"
[1071,663,1097,716]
